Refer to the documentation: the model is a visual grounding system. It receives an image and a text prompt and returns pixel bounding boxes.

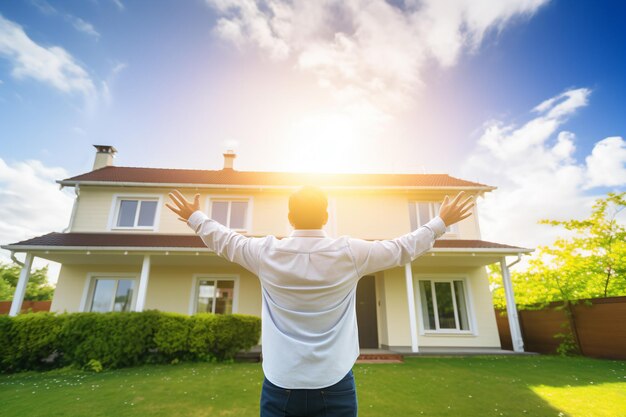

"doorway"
[356,275,379,348]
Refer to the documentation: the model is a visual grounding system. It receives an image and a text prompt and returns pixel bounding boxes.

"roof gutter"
[10,251,24,267]
[56,180,497,192]
[2,245,533,254]
[62,184,80,233]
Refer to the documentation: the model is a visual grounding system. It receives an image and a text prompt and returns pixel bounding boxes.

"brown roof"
[4,232,531,252]
[59,166,494,188]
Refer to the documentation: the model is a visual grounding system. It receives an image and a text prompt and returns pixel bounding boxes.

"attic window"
[408,201,456,234]
[209,199,249,231]
[113,198,159,229]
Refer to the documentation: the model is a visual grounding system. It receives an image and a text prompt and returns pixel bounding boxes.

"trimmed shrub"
[0,310,261,373]
[0,314,13,372]
[58,310,160,369]
[188,313,217,361]
[212,314,262,360]
[3,312,64,372]
[153,312,190,362]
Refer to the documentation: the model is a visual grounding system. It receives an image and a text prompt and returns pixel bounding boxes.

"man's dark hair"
[288,185,328,229]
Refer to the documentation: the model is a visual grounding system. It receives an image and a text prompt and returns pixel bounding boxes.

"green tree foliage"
[0,262,55,301]
[490,192,626,309]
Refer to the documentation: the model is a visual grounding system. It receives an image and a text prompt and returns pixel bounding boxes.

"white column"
[404,263,419,353]
[9,253,34,317]
[500,257,524,352]
[135,255,151,312]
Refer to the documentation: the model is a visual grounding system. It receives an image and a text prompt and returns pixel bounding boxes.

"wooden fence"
[495,296,626,360]
[0,300,51,315]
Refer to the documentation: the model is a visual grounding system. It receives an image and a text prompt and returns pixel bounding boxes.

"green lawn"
[1,356,624,417]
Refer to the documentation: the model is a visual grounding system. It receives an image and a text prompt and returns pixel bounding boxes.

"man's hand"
[439,191,475,227]
[166,190,200,222]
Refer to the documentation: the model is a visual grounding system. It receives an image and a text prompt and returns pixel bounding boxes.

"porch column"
[404,263,419,353]
[135,255,151,312]
[9,253,34,317]
[500,257,524,352]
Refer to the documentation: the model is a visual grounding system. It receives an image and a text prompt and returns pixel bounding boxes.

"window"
[113,198,159,229]
[89,278,136,312]
[194,279,235,314]
[209,200,249,231]
[418,279,471,332]
[408,201,456,234]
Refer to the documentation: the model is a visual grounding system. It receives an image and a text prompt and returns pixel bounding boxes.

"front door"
[356,275,379,348]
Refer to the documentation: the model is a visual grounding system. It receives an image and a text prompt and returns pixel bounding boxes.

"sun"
[283,111,377,174]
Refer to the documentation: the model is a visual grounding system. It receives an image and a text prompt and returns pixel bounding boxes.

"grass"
[1,356,624,417]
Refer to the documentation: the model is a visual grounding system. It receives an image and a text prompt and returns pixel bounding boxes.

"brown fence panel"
[494,310,513,350]
[574,297,626,360]
[0,300,51,315]
[495,296,626,360]
[519,308,566,354]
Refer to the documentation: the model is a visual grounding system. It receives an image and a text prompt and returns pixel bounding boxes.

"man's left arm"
[347,191,475,277]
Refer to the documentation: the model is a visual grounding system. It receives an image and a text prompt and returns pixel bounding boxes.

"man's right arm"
[166,189,266,275]
[187,210,267,275]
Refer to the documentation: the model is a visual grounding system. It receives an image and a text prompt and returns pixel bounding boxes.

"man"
[166,186,474,417]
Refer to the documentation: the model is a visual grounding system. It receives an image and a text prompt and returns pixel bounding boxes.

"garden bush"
[2,312,64,372]
[58,310,160,369]
[153,312,191,362]
[0,310,261,373]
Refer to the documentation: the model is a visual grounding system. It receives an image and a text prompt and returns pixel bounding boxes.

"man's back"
[187,212,446,388]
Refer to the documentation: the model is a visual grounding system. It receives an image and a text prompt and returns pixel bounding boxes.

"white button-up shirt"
[187,210,447,389]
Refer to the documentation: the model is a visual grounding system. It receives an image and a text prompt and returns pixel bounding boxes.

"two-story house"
[4,145,533,354]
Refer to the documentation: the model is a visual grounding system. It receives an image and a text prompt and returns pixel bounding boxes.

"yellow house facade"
[4,146,533,354]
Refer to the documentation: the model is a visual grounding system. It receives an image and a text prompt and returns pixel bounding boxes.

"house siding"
[378,266,501,349]
[51,263,261,316]
[69,186,482,240]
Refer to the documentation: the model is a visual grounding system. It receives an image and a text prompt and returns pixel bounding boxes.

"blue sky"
[0,0,625,277]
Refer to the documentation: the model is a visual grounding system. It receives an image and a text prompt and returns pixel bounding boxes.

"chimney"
[93,145,117,170]
[223,149,236,170]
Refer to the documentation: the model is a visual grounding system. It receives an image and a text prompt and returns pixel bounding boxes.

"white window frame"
[108,193,163,231]
[413,274,477,336]
[188,274,240,315]
[206,195,253,233]
[409,200,458,236]
[79,272,140,313]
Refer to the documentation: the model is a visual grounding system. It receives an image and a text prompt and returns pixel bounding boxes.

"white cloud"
[0,158,74,283]
[584,137,626,188]
[0,14,96,97]
[204,0,550,117]
[112,0,125,11]
[459,88,626,271]
[30,0,101,40]
[71,17,101,40]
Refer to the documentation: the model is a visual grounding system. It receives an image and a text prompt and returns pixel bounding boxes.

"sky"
[0,0,625,283]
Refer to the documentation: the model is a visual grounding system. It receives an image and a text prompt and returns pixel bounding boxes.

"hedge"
[0,310,261,373]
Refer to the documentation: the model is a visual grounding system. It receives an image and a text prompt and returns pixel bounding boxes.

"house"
[3,145,533,354]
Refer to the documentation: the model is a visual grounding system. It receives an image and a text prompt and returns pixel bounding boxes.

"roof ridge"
[75,165,454,176]
[60,165,494,188]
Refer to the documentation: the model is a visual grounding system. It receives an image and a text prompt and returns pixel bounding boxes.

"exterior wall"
[50,263,261,316]
[69,186,482,240]
[52,260,500,349]
[144,265,261,315]
[378,265,501,349]
[51,263,142,313]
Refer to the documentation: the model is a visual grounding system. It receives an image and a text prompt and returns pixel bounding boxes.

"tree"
[490,191,626,309]
[489,192,626,354]
[0,262,55,301]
